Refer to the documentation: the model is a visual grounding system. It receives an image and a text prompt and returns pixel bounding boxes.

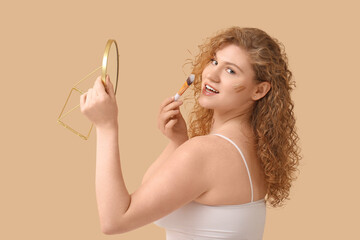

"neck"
[209,108,253,137]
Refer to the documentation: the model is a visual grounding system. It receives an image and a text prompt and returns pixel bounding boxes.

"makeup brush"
[174,74,195,101]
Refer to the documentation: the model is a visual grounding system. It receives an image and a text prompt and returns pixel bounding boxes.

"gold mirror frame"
[57,39,119,140]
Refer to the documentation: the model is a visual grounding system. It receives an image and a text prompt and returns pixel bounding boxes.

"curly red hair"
[186,27,301,207]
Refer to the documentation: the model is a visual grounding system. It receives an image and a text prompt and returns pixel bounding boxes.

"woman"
[80,26,301,239]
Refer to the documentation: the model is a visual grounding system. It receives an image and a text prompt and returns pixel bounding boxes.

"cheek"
[201,68,208,79]
[233,83,247,93]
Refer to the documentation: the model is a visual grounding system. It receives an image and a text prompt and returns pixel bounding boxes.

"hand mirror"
[57,40,119,140]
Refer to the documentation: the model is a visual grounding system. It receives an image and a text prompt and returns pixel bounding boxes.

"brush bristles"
[186,74,195,85]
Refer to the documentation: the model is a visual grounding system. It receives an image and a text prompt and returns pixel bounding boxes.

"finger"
[94,76,106,96]
[90,84,99,98]
[105,75,115,98]
[93,88,99,97]
[161,109,180,123]
[87,88,93,104]
[159,109,179,131]
[163,100,183,112]
[165,118,178,130]
[80,92,87,110]
[159,96,175,113]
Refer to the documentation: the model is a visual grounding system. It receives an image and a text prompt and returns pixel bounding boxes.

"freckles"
[233,83,246,93]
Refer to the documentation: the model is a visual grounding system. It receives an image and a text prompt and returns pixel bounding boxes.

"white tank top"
[154,134,266,240]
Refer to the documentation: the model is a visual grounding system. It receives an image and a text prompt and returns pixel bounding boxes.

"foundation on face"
[233,83,246,93]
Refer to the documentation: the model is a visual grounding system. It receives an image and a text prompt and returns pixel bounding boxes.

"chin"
[198,96,215,110]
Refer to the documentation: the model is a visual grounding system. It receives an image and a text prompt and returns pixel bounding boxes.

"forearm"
[95,124,130,231]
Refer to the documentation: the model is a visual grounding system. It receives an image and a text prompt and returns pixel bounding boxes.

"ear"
[252,82,271,101]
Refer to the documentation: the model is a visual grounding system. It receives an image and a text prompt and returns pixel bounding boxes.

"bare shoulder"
[178,135,219,153]
[175,135,221,157]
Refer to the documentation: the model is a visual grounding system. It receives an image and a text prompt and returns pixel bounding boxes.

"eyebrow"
[215,53,244,73]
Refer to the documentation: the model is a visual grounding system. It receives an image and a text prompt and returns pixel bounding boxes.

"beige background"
[1,0,359,239]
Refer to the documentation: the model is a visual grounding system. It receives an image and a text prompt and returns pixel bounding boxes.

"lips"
[202,83,220,96]
[204,83,219,93]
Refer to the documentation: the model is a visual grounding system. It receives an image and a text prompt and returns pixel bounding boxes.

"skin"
[79,44,271,235]
[199,43,271,135]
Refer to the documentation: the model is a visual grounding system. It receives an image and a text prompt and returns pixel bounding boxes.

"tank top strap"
[211,133,254,202]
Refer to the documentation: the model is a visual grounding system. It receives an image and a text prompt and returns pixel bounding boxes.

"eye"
[210,59,218,65]
[226,68,236,74]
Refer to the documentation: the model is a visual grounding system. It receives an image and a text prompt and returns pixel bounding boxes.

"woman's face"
[199,43,258,113]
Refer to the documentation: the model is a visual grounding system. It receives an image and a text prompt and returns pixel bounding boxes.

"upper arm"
[113,137,210,233]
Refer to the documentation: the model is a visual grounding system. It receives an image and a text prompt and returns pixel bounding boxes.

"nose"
[204,66,221,83]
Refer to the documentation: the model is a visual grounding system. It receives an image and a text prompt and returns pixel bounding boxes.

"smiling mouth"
[204,84,219,94]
